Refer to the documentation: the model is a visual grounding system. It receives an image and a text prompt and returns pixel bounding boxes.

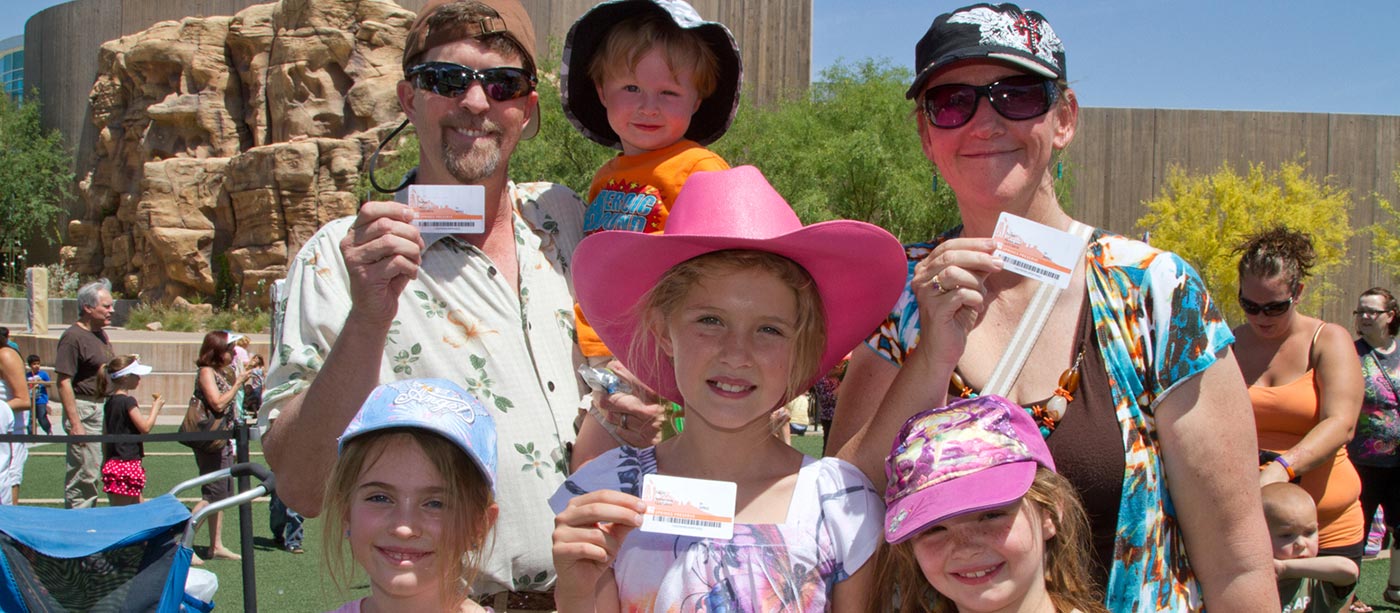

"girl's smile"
[658,267,798,430]
[913,498,1057,613]
[349,443,450,603]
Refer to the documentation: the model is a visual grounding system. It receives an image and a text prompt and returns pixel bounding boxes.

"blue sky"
[6,0,1398,115]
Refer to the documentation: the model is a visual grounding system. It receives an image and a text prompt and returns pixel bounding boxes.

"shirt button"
[547,381,555,392]
[488,266,497,276]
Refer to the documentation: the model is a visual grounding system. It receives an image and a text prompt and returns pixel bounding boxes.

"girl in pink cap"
[874,395,1106,613]
[549,166,907,612]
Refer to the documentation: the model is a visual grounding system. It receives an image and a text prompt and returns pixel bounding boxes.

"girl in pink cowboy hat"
[549,165,907,612]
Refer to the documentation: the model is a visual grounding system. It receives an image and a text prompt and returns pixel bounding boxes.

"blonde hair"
[321,429,496,607]
[1261,481,1316,527]
[588,11,720,99]
[633,250,826,407]
[96,354,141,397]
[869,468,1107,613]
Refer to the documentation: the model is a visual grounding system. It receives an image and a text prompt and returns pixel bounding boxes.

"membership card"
[991,212,1086,289]
[639,474,736,540]
[407,184,486,234]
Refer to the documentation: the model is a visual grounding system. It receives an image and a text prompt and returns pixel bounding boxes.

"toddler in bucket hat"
[877,395,1106,613]
[563,0,745,370]
[323,379,501,613]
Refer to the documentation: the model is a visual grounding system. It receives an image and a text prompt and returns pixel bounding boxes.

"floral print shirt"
[1350,339,1400,467]
[868,228,1233,612]
[263,181,588,595]
[550,447,882,612]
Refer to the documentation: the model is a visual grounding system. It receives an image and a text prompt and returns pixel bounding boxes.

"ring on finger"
[620,414,629,430]
[931,274,951,295]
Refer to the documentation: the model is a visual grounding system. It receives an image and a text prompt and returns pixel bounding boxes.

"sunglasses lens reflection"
[410,63,534,101]
[923,76,1054,128]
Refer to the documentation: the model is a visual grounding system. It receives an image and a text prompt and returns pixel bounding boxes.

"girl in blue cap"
[321,379,500,613]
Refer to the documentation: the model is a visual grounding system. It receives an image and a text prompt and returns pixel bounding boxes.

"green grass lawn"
[20,426,363,612]
[16,427,1400,611]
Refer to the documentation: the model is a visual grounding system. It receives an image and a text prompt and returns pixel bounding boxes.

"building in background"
[0,35,21,101]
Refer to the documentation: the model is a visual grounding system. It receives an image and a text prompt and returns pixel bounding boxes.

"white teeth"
[384,550,420,561]
[713,382,747,393]
[960,568,992,578]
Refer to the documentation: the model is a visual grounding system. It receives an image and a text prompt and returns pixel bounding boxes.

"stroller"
[0,463,273,612]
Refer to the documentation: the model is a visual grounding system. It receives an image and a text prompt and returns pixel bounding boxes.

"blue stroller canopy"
[0,494,192,612]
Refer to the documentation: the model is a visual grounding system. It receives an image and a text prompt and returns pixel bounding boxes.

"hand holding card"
[991,212,1088,289]
[640,474,736,540]
[407,185,486,235]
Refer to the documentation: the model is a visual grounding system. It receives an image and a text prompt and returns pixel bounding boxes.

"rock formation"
[68,0,415,306]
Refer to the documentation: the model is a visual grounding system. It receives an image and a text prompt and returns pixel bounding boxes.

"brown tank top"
[1043,303,1123,590]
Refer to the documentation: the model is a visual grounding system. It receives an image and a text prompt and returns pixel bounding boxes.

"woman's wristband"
[1272,456,1297,480]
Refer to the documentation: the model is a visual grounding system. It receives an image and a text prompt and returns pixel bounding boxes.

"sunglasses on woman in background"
[406,61,536,101]
[1239,294,1295,317]
[921,75,1059,129]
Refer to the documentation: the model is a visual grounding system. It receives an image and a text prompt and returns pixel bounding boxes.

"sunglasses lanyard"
[981,221,1093,397]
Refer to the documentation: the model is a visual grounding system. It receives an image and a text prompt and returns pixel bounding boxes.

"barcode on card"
[654,516,722,529]
[1006,258,1055,278]
[417,221,475,228]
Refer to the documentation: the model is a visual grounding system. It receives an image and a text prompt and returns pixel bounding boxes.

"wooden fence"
[1070,108,1400,324]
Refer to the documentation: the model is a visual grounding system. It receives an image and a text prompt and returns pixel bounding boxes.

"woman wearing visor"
[829,3,1276,610]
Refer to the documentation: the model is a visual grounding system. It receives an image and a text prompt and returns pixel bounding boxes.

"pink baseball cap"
[883,394,1056,543]
[571,165,906,405]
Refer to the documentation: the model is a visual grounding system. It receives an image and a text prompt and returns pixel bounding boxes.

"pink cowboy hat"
[572,165,907,405]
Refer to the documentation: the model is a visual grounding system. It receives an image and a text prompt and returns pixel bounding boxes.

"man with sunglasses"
[261,2,589,610]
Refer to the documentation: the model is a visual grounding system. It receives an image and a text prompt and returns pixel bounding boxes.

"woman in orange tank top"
[1233,227,1367,609]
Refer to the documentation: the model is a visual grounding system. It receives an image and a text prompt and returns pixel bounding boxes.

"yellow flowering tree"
[1137,158,1353,324]
[1367,166,1400,278]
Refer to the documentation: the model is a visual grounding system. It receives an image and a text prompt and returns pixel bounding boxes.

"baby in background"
[1263,481,1359,613]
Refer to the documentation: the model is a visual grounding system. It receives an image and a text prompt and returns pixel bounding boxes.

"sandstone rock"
[70,0,415,308]
[146,321,163,331]
[173,296,215,318]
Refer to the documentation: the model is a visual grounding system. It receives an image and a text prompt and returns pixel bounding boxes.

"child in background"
[242,354,265,419]
[1264,482,1360,612]
[550,167,907,611]
[25,355,52,435]
[562,0,742,369]
[322,379,499,613]
[874,395,1107,613]
[98,355,164,506]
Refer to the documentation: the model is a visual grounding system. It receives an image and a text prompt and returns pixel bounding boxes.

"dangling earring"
[344,528,351,538]
[1056,160,1064,179]
[931,174,940,193]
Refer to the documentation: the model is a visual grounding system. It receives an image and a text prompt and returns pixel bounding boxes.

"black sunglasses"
[406,62,536,101]
[921,75,1059,129]
[1239,294,1295,317]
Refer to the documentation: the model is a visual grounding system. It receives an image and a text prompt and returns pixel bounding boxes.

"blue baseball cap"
[339,379,498,491]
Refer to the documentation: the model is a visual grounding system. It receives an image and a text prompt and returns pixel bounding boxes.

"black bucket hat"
[906,3,1066,99]
[561,0,743,150]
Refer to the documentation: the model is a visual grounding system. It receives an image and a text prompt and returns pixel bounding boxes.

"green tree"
[713,59,959,242]
[0,91,71,280]
[1137,158,1353,324]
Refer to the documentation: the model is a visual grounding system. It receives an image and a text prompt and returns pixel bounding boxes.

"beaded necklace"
[947,301,1090,438]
